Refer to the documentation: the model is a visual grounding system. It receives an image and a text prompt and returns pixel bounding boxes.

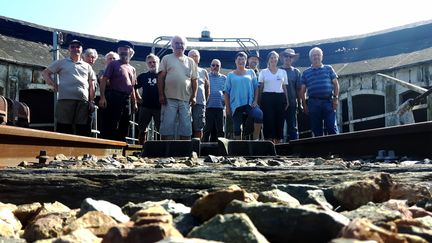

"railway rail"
[0,121,431,167]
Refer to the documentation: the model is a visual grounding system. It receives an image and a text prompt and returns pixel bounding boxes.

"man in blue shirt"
[202,59,226,142]
[300,47,340,137]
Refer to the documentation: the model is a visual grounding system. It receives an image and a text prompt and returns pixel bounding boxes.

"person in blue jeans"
[279,48,301,141]
[300,47,340,137]
[224,52,263,140]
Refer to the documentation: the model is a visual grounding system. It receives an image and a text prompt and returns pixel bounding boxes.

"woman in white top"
[258,51,289,144]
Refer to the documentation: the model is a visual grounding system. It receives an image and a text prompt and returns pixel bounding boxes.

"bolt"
[36,150,50,164]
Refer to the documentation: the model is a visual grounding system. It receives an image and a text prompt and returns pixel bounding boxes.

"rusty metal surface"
[0,125,126,167]
[276,121,432,158]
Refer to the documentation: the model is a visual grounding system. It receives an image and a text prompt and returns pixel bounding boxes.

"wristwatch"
[332,95,339,100]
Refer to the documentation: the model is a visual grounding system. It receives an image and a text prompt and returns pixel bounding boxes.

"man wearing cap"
[300,47,340,137]
[99,40,138,141]
[42,39,96,136]
[158,35,198,140]
[280,48,301,141]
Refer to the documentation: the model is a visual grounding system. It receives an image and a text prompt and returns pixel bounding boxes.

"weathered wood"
[0,165,431,208]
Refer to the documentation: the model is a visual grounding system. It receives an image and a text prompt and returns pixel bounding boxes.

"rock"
[225,200,349,243]
[131,206,173,226]
[272,184,321,204]
[191,185,256,222]
[80,198,129,223]
[0,219,17,238]
[204,155,222,163]
[257,189,300,207]
[123,200,190,218]
[391,183,432,205]
[34,228,101,243]
[304,189,334,210]
[156,237,222,242]
[415,216,432,228]
[0,236,26,243]
[338,218,428,243]
[173,213,201,236]
[102,206,183,243]
[36,202,71,218]
[330,173,394,210]
[23,214,64,242]
[13,202,42,227]
[416,198,432,211]
[188,213,269,243]
[64,211,117,236]
[341,202,403,224]
[0,207,22,233]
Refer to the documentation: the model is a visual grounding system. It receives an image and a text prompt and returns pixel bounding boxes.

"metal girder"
[151,36,260,57]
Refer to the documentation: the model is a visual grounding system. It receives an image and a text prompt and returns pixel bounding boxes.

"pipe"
[377,73,427,94]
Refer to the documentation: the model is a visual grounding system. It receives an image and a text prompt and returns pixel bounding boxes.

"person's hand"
[297,103,303,114]
[159,94,167,105]
[226,107,231,116]
[89,101,95,113]
[251,100,258,107]
[332,98,338,111]
[132,103,138,113]
[136,96,143,104]
[99,97,107,109]
[189,96,196,106]
[303,103,309,115]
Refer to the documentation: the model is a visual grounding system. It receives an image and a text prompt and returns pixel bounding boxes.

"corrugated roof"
[1,15,432,75]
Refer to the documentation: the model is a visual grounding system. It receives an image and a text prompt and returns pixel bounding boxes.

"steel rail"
[276,121,432,158]
[0,125,128,167]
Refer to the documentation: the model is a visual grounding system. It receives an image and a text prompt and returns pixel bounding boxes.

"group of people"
[42,36,340,144]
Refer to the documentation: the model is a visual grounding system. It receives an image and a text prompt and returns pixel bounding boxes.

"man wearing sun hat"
[280,48,301,141]
[42,39,96,136]
[99,40,138,141]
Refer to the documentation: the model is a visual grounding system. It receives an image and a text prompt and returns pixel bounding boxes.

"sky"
[0,0,431,47]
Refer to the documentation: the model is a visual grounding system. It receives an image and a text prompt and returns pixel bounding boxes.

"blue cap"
[117,40,134,50]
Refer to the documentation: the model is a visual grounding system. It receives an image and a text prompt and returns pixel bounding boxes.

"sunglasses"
[69,45,81,49]
[211,64,220,67]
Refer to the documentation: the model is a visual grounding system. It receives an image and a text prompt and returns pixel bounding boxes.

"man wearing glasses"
[42,39,96,136]
[202,59,226,142]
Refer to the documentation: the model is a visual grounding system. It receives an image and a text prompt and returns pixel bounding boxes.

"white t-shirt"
[258,68,288,93]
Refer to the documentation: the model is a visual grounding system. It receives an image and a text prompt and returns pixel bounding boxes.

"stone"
[272,184,321,204]
[225,200,349,243]
[23,214,64,242]
[341,202,403,224]
[191,185,256,222]
[391,183,432,205]
[188,213,269,243]
[257,189,300,207]
[131,206,173,226]
[13,202,42,227]
[64,211,117,236]
[0,219,17,238]
[80,198,129,223]
[0,207,22,233]
[338,218,428,243]
[304,189,334,210]
[156,237,222,242]
[34,228,101,243]
[330,173,394,210]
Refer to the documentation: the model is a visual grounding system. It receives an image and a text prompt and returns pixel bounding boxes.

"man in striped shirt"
[300,47,340,137]
[202,59,226,142]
